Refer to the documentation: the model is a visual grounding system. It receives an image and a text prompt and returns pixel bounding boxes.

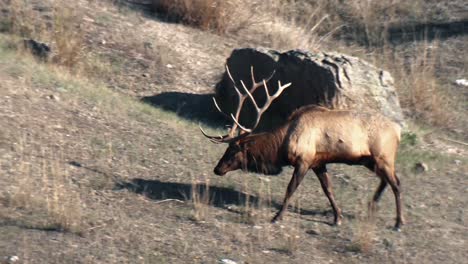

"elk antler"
[200,65,291,143]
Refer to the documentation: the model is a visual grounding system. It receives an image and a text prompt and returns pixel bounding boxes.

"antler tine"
[225,64,237,86]
[259,81,291,112]
[272,81,291,98]
[244,80,292,132]
[262,79,270,97]
[201,65,288,143]
[212,97,230,119]
[228,66,289,135]
[250,66,256,85]
[230,113,252,133]
[199,125,225,143]
[240,80,260,111]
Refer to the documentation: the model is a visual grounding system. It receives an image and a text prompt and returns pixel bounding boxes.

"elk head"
[200,65,291,176]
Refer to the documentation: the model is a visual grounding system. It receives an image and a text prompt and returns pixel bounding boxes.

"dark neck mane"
[243,126,288,175]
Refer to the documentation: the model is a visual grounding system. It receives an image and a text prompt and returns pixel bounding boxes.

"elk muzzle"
[213,166,227,176]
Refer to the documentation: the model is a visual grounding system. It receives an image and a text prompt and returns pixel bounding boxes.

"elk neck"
[241,125,289,175]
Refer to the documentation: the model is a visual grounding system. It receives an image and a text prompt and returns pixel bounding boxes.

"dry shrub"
[0,0,46,37]
[0,1,85,69]
[348,217,376,254]
[235,0,343,51]
[189,179,212,222]
[385,42,452,127]
[348,204,377,255]
[152,0,258,34]
[43,158,84,234]
[342,0,423,46]
[51,6,86,69]
[260,0,425,47]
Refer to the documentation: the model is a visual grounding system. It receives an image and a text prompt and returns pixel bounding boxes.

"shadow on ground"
[141,92,228,127]
[387,19,468,43]
[116,178,349,224]
[116,178,261,207]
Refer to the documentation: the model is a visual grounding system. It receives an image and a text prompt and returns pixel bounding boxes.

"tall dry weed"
[4,136,84,234]
[382,41,452,127]
[152,0,259,34]
[0,0,86,69]
[51,6,86,69]
[189,178,212,222]
[0,0,42,37]
[348,217,376,254]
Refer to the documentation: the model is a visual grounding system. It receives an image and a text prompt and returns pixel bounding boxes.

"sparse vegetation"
[348,214,377,254]
[0,0,467,263]
[151,0,259,34]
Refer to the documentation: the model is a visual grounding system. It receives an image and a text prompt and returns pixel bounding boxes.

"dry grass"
[0,0,86,69]
[0,0,43,37]
[339,0,425,46]
[147,0,461,130]
[2,135,84,234]
[151,0,259,34]
[366,41,454,128]
[348,212,377,254]
[0,0,467,263]
[189,178,212,222]
[50,6,86,69]
[392,44,451,127]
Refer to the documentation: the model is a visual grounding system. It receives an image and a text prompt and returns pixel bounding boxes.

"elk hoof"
[393,221,404,232]
[271,215,282,224]
[333,213,343,226]
[333,219,342,226]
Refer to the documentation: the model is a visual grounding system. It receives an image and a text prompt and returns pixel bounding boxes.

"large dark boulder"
[214,48,404,130]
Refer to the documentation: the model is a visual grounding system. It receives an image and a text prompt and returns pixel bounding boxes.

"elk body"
[201,66,404,230]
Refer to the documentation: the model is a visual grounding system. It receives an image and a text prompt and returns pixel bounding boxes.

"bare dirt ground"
[0,0,467,263]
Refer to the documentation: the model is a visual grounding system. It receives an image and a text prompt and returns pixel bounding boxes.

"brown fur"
[213,105,404,229]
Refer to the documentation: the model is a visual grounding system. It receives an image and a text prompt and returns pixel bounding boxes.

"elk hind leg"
[364,160,387,218]
[313,166,343,226]
[367,167,388,216]
[375,160,404,231]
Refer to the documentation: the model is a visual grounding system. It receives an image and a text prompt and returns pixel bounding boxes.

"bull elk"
[200,66,404,230]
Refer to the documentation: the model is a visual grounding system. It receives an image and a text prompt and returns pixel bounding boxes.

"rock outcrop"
[214,48,404,130]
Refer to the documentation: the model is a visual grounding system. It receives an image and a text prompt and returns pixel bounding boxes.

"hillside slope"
[0,0,467,263]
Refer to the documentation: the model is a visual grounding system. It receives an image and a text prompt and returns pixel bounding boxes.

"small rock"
[306,229,320,236]
[142,73,149,78]
[414,162,428,173]
[454,79,468,87]
[47,94,60,101]
[383,238,393,249]
[258,177,270,182]
[166,64,174,69]
[454,160,461,166]
[143,42,153,50]
[23,39,51,61]
[219,259,237,264]
[4,256,19,263]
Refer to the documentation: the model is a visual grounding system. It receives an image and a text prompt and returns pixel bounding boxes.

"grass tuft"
[151,0,258,34]
[348,217,376,254]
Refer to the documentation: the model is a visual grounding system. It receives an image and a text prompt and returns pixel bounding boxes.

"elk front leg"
[272,163,308,223]
[313,166,343,226]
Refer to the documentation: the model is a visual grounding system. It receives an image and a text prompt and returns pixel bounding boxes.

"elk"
[200,66,404,230]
